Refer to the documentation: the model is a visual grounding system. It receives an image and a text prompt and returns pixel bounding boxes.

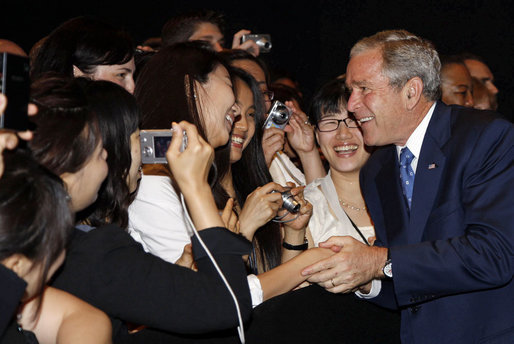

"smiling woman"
[304,77,375,247]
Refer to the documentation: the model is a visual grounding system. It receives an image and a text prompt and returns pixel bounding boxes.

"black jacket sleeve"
[52,225,253,335]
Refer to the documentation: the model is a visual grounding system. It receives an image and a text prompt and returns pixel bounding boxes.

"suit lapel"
[408,102,451,243]
[375,146,410,246]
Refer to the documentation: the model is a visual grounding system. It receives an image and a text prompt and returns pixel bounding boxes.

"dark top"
[0,265,26,338]
[51,225,253,341]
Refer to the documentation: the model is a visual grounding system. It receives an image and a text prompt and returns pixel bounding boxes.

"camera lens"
[281,191,300,214]
[272,107,289,125]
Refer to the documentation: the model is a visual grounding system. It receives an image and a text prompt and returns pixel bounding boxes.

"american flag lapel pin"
[428,163,437,169]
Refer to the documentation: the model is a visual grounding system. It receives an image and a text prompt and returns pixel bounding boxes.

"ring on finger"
[331,279,336,288]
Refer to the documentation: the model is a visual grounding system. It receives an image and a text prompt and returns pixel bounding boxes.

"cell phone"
[0,53,30,131]
[140,129,188,164]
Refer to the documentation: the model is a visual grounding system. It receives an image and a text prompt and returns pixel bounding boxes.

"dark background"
[3,0,513,120]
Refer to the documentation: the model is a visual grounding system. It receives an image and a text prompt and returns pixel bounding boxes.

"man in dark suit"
[302,30,514,343]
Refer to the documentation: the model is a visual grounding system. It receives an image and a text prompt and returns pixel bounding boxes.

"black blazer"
[51,225,253,341]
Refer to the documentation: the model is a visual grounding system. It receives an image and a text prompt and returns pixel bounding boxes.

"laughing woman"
[304,77,375,247]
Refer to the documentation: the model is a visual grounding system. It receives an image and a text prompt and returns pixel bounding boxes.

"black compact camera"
[0,53,30,131]
[241,34,272,53]
[263,100,292,130]
[140,129,188,164]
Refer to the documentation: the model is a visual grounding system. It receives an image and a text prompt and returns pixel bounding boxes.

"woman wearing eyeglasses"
[304,78,375,247]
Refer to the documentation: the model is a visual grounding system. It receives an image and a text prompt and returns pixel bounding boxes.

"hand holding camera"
[237,182,285,241]
[283,100,317,154]
[165,121,214,192]
[276,183,312,229]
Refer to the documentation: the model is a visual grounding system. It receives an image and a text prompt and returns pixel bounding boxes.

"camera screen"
[154,136,172,158]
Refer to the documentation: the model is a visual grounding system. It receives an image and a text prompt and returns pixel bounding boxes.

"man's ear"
[403,77,424,110]
[72,65,85,77]
[2,253,32,278]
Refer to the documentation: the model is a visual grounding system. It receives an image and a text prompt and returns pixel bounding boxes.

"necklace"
[339,198,367,212]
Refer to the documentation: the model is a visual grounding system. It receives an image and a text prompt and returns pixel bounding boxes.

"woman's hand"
[284,101,316,154]
[231,29,260,57]
[238,182,285,241]
[175,244,197,271]
[166,121,213,192]
[262,127,285,167]
[165,121,224,230]
[221,198,240,234]
[280,183,313,232]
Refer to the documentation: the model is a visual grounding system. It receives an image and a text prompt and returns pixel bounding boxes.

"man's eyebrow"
[348,80,367,87]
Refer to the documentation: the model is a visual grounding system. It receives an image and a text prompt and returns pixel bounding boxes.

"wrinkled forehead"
[346,49,386,86]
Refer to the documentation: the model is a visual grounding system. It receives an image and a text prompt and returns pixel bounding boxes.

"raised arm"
[284,101,326,184]
[166,121,224,230]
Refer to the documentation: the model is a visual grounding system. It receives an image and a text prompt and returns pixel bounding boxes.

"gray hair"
[350,30,441,101]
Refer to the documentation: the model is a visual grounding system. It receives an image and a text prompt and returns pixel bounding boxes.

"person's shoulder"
[73,224,136,250]
[447,104,512,131]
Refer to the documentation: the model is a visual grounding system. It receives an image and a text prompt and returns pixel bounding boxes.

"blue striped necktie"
[399,147,415,209]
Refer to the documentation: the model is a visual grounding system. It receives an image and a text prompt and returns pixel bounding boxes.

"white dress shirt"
[357,102,436,299]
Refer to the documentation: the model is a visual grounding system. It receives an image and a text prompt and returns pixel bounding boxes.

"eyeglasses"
[262,90,274,102]
[316,117,359,132]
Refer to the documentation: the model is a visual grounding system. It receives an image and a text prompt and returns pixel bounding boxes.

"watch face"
[383,261,393,278]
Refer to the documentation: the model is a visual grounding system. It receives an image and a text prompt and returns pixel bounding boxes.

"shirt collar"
[396,102,436,160]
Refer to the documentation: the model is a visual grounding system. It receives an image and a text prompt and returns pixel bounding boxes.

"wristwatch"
[383,259,393,278]
[382,249,393,278]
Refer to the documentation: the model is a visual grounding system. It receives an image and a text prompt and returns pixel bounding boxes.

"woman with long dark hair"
[218,67,312,274]
[128,41,242,263]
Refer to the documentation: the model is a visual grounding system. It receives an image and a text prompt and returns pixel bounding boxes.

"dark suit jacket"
[360,102,514,343]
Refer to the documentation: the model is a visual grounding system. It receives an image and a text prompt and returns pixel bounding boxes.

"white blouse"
[304,171,375,246]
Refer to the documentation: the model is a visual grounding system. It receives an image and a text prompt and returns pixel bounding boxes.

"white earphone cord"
[180,193,246,344]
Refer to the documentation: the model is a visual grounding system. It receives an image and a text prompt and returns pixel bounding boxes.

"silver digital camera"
[140,129,187,164]
[263,100,292,130]
[241,34,272,53]
[271,188,300,214]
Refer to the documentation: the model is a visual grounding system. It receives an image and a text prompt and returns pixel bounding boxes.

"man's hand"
[301,236,387,293]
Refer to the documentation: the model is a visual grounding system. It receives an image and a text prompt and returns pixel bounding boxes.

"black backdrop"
[3,0,513,120]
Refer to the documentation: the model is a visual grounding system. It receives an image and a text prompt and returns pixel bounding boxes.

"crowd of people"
[1,8,512,344]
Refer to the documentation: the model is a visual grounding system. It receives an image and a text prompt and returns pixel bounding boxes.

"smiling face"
[441,63,474,107]
[230,78,256,163]
[346,48,412,147]
[197,64,239,148]
[316,110,371,175]
[79,58,136,94]
[126,129,142,193]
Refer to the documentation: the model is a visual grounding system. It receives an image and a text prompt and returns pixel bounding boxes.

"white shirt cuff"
[354,279,381,299]
[247,274,263,308]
